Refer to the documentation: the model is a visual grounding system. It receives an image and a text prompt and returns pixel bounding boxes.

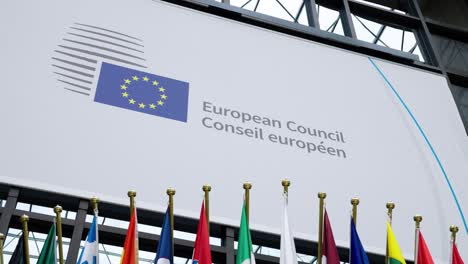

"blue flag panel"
[95,63,189,122]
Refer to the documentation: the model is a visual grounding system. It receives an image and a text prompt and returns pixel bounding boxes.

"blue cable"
[368,57,468,234]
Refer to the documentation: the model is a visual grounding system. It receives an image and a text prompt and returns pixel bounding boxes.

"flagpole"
[167,187,176,255]
[282,179,290,194]
[450,225,458,244]
[351,198,359,225]
[20,214,30,264]
[413,215,422,264]
[202,184,211,236]
[127,191,138,264]
[449,225,458,264]
[317,192,326,264]
[128,190,137,215]
[386,202,395,224]
[54,205,64,264]
[91,197,99,214]
[385,202,395,264]
[0,233,4,264]
[243,182,252,224]
[91,197,99,264]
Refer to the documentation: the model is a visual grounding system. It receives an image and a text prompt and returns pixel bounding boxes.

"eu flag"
[95,63,189,122]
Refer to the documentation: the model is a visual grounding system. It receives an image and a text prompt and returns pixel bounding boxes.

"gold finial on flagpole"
[167,188,176,238]
[317,192,327,264]
[202,184,211,236]
[450,225,459,243]
[282,179,290,194]
[413,215,423,264]
[351,198,360,225]
[167,187,176,255]
[20,214,30,264]
[414,215,422,228]
[243,182,252,223]
[54,206,64,264]
[90,197,99,213]
[385,202,395,264]
[128,190,137,215]
[386,202,395,224]
[127,191,138,264]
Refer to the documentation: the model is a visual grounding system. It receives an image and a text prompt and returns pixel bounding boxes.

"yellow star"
[139,103,145,108]
[132,76,139,81]
[129,99,136,104]
[120,84,127,90]
[122,92,129,98]
[149,104,156,109]
[143,76,149,82]
[152,81,159,86]
[157,100,164,106]
[159,87,165,92]
[160,94,167,100]
[124,79,131,84]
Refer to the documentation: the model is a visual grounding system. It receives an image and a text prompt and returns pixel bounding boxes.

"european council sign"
[0,0,467,262]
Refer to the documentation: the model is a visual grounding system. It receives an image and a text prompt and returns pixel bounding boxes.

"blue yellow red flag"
[155,208,173,264]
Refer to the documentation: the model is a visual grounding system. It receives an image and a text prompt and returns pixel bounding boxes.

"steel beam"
[222,227,235,264]
[407,0,441,66]
[0,188,19,236]
[304,0,320,28]
[340,0,357,38]
[348,0,420,29]
[65,200,89,264]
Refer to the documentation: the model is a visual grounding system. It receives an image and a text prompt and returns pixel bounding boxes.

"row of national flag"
[6,192,465,264]
[319,209,465,264]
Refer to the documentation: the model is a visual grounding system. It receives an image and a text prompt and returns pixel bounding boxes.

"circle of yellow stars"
[120,75,168,110]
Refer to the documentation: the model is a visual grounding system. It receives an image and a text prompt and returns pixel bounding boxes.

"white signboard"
[0,0,467,262]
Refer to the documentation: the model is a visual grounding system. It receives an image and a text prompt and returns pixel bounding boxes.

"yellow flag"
[387,222,406,264]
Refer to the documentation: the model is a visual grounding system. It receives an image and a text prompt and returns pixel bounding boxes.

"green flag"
[37,225,57,264]
[236,202,255,264]
[9,234,26,264]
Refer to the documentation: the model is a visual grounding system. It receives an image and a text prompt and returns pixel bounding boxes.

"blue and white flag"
[154,208,173,264]
[77,214,99,264]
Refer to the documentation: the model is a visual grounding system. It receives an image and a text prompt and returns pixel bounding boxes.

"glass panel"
[256,0,303,22]
[352,15,424,62]
[431,34,468,76]
[31,205,56,216]
[420,0,468,29]
[352,15,382,43]
[352,0,407,14]
[318,6,345,36]
[451,83,468,130]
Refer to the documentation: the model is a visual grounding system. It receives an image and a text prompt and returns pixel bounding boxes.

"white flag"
[77,213,99,264]
[280,193,298,264]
